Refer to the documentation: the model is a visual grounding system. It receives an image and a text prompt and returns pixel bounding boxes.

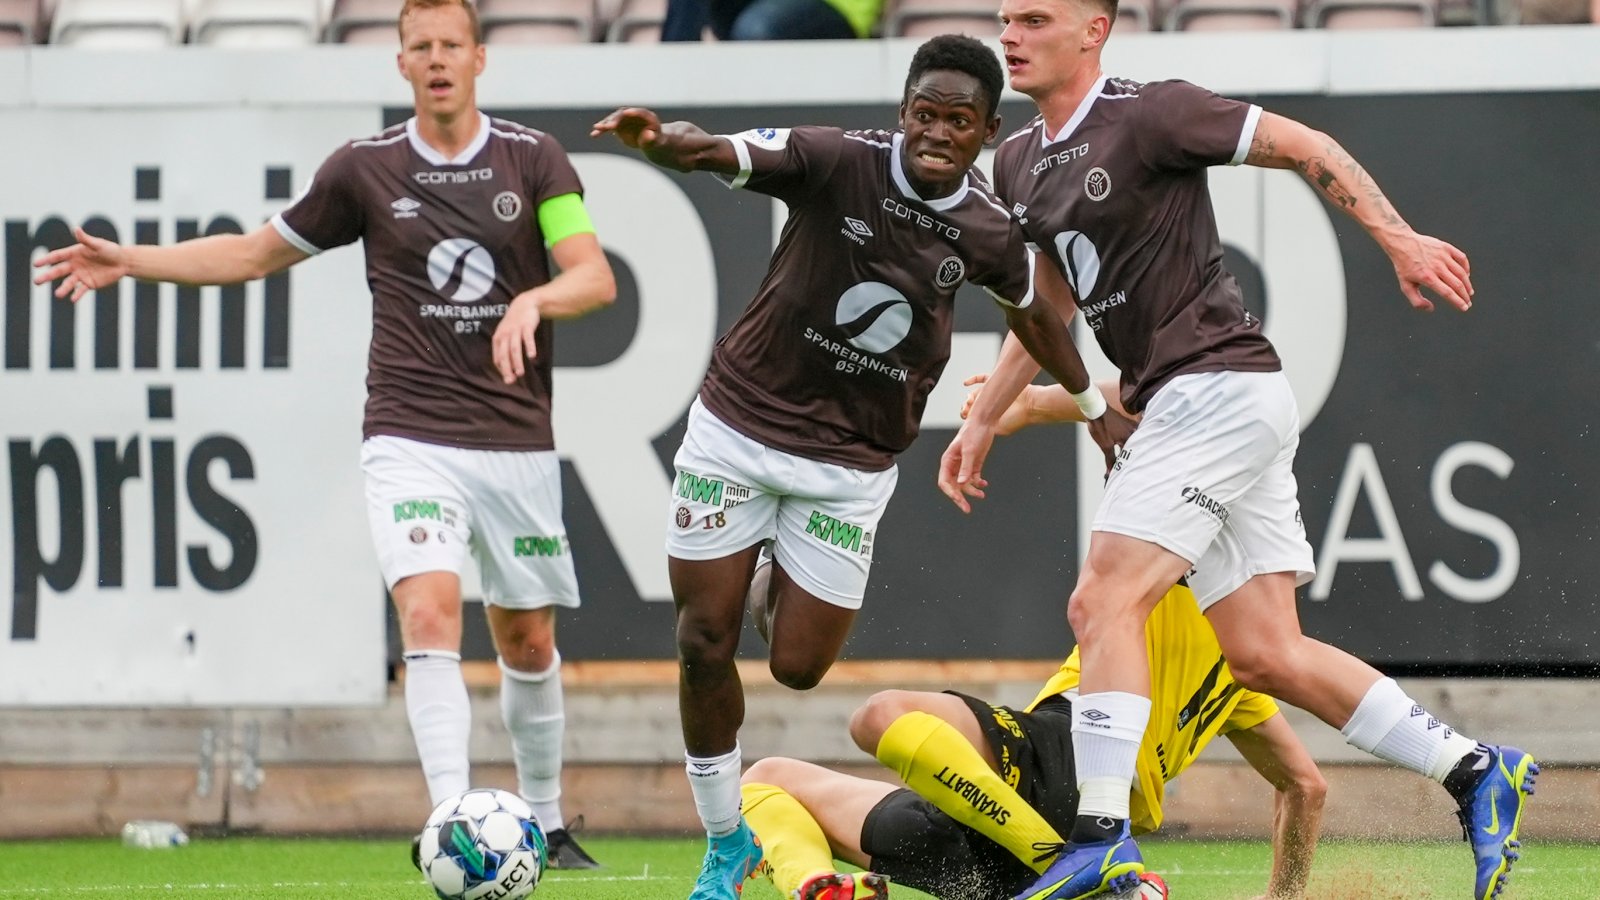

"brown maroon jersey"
[992,77,1282,414]
[272,113,583,451]
[699,126,1035,471]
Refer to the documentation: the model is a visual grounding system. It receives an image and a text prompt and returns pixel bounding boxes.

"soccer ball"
[418,788,547,900]
[1132,872,1169,899]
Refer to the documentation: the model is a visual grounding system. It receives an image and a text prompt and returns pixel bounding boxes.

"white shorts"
[1093,370,1315,611]
[361,435,580,610]
[665,398,898,610]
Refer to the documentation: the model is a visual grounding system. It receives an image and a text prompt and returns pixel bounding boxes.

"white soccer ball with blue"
[418,788,547,900]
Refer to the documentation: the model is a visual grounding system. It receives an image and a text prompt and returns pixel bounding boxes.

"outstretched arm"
[960,371,1127,435]
[590,107,739,175]
[1244,111,1472,313]
[1227,713,1327,899]
[34,224,307,301]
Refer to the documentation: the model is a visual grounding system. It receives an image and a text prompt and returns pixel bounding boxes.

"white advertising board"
[0,107,386,705]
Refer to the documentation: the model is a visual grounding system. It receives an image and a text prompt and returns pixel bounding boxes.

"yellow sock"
[741,782,835,895]
[876,711,1064,874]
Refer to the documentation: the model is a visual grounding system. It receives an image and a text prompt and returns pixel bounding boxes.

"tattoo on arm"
[1296,138,1405,228]
[1244,122,1277,166]
[1299,156,1357,209]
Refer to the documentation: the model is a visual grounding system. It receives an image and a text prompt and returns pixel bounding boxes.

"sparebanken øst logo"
[835,281,912,354]
[426,238,495,303]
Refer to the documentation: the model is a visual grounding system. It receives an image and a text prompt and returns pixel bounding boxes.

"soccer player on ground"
[34,0,613,870]
[590,34,1102,900]
[938,2,1536,897]
[739,580,1325,900]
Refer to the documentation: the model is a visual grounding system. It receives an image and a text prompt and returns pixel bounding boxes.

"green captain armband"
[537,192,596,248]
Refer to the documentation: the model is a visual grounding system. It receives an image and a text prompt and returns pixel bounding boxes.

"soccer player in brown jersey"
[592,35,1102,900]
[34,0,614,871]
[938,2,1536,898]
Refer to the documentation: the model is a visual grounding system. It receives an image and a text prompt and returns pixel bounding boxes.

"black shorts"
[859,692,1080,900]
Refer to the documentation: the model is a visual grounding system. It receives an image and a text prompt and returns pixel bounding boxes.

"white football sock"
[1071,691,1152,821]
[500,651,565,830]
[1341,676,1479,781]
[403,650,472,808]
[686,744,743,837]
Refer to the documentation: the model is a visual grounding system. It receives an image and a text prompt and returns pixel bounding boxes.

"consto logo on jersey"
[426,237,496,303]
[1054,230,1101,300]
[836,281,912,354]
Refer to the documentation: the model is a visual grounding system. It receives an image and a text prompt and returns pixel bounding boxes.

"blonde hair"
[398,0,483,44]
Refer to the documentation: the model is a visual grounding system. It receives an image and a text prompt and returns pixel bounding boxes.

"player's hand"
[938,421,994,514]
[960,373,1034,437]
[1389,231,1473,312]
[493,292,543,384]
[32,226,130,302]
[590,107,663,149]
[1087,408,1138,474]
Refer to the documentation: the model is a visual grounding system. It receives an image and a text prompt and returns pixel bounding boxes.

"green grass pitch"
[0,836,1594,898]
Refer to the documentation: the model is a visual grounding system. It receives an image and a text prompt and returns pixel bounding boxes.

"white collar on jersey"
[1041,73,1111,147]
[406,111,491,166]
[890,132,970,213]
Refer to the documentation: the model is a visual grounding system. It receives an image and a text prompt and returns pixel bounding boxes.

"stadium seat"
[606,0,665,42]
[888,0,1002,37]
[1304,0,1437,26]
[51,0,187,47]
[480,0,597,43]
[0,0,43,44]
[1115,0,1157,30]
[1166,0,1295,29]
[326,0,401,44]
[193,0,324,47]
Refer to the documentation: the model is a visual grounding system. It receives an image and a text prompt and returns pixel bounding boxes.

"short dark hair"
[903,34,1004,120]
[399,0,483,45]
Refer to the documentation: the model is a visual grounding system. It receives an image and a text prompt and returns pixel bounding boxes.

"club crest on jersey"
[1085,167,1111,201]
[934,256,965,289]
[493,191,522,222]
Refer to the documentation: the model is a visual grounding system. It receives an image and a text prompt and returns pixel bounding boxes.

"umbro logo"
[391,197,421,219]
[1012,202,1029,224]
[1081,709,1110,722]
[840,216,873,246]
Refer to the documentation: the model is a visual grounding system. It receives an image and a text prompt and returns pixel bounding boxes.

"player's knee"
[742,756,803,787]
[1223,648,1292,696]
[1066,585,1117,642]
[1301,769,1329,806]
[398,599,458,648]
[849,691,914,754]
[498,641,556,674]
[494,623,556,672]
[675,613,740,677]
[1067,580,1149,645]
[768,655,828,691]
